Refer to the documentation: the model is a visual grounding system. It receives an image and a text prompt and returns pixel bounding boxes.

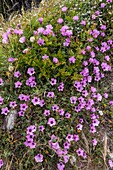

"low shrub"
[0,0,113,169]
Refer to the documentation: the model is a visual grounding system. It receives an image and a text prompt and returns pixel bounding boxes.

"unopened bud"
[8,66,14,72]
[30,36,35,42]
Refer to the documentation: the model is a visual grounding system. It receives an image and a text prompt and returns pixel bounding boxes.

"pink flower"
[18,110,25,117]
[0,96,4,105]
[8,57,16,63]
[50,78,57,85]
[90,125,96,133]
[100,25,106,30]
[63,41,70,47]
[43,29,52,35]
[58,82,64,91]
[39,99,45,107]
[108,160,113,168]
[58,109,65,116]
[26,76,37,87]
[96,93,102,101]
[10,101,17,108]
[80,20,86,25]
[103,93,108,98]
[37,38,44,46]
[109,101,113,106]
[63,141,70,149]
[106,0,112,4]
[27,68,35,76]
[65,112,71,118]
[2,32,8,44]
[95,11,100,16]
[70,96,77,104]
[47,118,56,127]
[2,38,8,44]
[57,162,65,170]
[66,134,73,142]
[0,159,3,168]
[38,125,45,132]
[20,103,28,111]
[32,97,40,105]
[76,124,83,131]
[53,57,58,63]
[18,94,30,101]
[35,154,43,162]
[92,119,100,127]
[52,104,59,111]
[56,149,66,157]
[81,49,86,54]
[27,125,36,134]
[38,17,43,23]
[73,134,79,142]
[73,15,79,21]
[13,29,23,35]
[92,14,96,20]
[1,107,9,115]
[92,138,98,146]
[33,30,38,35]
[19,36,26,43]
[86,45,91,51]
[47,92,55,98]
[69,56,76,63]
[76,148,83,156]
[62,6,67,12]
[42,54,49,60]
[37,27,44,34]
[63,155,70,163]
[51,142,60,150]
[14,71,21,78]
[100,3,106,8]
[43,110,50,116]
[91,86,97,93]
[27,141,36,149]
[57,18,64,24]
[15,81,22,88]
[26,134,35,140]
[0,78,3,86]
[104,55,110,61]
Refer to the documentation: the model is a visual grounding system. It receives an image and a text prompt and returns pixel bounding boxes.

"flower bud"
[8,66,14,72]
[30,36,35,42]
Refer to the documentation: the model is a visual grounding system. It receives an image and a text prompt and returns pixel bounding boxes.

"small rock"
[3,110,17,131]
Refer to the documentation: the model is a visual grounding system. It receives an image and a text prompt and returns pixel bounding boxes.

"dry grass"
[0,0,63,30]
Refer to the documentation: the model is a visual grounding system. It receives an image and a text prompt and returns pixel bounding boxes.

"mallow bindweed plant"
[0,0,113,169]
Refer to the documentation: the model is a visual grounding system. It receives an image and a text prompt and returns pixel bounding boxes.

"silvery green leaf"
[70,155,76,165]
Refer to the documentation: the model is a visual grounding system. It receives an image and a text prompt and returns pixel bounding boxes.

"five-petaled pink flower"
[35,154,43,162]
[47,117,56,127]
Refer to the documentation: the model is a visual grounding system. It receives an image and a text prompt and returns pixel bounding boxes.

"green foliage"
[0,0,86,82]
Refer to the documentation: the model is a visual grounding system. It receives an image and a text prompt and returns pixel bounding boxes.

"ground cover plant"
[0,0,113,169]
